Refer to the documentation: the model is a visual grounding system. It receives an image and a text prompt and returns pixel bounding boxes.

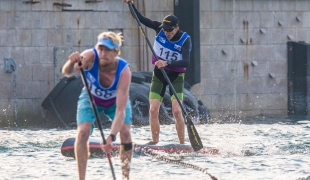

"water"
[1,121,310,180]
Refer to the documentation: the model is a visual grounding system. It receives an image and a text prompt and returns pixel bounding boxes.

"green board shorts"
[77,89,132,134]
[149,68,184,102]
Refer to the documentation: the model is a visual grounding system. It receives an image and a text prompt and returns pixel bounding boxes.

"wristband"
[109,134,116,142]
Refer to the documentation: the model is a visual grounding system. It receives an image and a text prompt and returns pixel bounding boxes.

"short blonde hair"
[97,31,123,55]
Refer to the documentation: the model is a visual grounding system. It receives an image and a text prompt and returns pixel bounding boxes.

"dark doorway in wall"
[287,41,310,117]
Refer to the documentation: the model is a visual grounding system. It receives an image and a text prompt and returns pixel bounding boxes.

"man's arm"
[62,49,94,77]
[62,52,80,77]
[109,66,132,135]
[169,37,192,67]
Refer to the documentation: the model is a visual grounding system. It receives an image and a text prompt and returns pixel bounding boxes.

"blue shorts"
[77,89,132,134]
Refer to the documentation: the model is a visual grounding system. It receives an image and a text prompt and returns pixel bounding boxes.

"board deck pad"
[61,137,219,158]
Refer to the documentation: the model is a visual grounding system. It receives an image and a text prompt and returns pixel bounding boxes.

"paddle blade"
[186,117,203,151]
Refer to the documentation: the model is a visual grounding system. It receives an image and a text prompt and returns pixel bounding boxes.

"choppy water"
[1,121,310,180]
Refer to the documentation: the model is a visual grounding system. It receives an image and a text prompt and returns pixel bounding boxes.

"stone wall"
[193,0,310,121]
[0,0,310,127]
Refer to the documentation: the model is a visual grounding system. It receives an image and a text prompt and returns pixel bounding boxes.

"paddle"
[127,2,203,152]
[78,61,116,180]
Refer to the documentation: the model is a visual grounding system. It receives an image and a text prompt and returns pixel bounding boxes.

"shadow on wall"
[41,71,210,128]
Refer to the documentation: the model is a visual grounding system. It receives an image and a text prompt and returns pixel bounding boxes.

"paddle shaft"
[127,2,203,151]
[78,61,116,180]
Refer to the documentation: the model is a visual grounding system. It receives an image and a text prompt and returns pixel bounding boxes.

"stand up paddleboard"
[61,137,219,158]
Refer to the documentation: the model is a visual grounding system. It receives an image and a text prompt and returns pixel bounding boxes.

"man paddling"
[62,31,133,180]
[123,0,192,145]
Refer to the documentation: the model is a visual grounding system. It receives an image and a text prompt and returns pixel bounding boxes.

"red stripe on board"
[61,145,74,151]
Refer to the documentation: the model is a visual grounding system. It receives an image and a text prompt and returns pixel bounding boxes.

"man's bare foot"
[146,141,158,145]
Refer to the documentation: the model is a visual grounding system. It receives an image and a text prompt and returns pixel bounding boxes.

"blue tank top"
[83,48,129,108]
[152,29,190,72]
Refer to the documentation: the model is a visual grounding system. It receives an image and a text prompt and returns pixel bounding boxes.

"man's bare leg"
[172,99,185,144]
[75,123,92,180]
[120,148,132,179]
[148,99,161,144]
[119,124,132,180]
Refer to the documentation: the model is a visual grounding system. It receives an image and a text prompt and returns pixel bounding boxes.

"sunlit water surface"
[1,122,310,180]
